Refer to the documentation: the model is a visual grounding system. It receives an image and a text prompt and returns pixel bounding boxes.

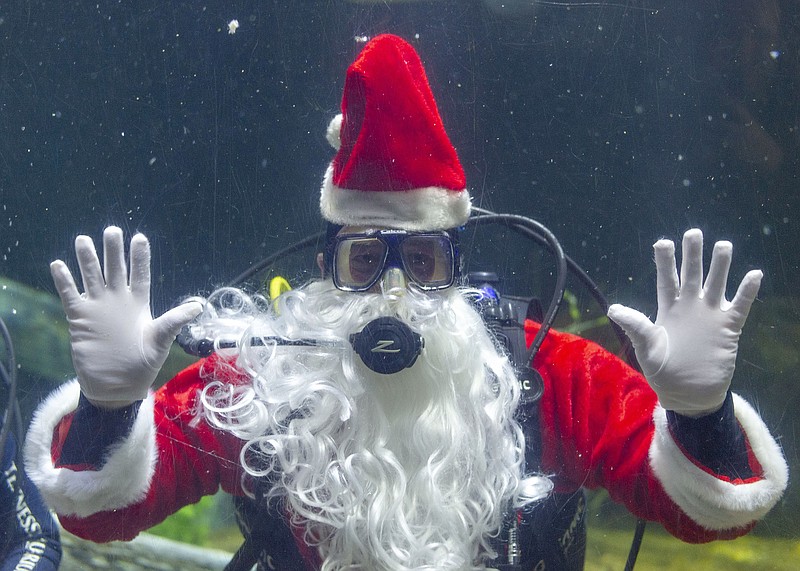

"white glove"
[607,229,762,417]
[50,226,202,408]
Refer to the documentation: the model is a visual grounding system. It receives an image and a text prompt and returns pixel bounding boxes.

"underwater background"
[1,0,797,568]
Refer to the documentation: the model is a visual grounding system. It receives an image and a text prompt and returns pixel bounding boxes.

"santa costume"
[24,34,787,571]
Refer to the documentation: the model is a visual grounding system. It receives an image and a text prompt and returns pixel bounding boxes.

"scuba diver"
[0,319,61,570]
[23,34,787,571]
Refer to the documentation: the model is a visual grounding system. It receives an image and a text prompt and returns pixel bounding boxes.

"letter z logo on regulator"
[371,340,400,353]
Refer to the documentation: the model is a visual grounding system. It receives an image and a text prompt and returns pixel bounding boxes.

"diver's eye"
[406,252,436,280]
[350,251,380,276]
[340,239,386,285]
[401,235,453,287]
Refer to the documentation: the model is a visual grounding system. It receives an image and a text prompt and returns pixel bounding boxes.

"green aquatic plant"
[0,277,74,380]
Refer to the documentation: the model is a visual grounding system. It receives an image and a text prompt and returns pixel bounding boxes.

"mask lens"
[400,235,454,289]
[335,237,387,290]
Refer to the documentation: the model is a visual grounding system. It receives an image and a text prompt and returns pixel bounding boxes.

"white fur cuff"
[649,393,788,530]
[23,380,158,518]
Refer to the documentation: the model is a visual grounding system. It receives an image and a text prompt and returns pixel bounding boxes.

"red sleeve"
[528,321,755,543]
[59,357,247,542]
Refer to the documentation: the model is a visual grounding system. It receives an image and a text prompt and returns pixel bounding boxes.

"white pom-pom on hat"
[319,34,470,231]
[326,114,343,150]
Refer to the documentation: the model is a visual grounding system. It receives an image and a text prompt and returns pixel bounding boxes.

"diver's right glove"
[50,226,202,408]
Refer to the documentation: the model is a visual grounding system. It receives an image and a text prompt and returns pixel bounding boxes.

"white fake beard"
[200,281,550,571]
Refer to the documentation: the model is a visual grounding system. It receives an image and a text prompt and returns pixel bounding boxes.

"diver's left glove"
[50,226,202,409]
[607,229,762,417]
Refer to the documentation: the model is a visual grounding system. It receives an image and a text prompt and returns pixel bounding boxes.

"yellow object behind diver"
[269,276,292,301]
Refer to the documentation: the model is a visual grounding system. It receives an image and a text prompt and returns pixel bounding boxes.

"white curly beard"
[198,280,550,570]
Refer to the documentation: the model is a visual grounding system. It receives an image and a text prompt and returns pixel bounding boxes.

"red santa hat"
[320,34,471,231]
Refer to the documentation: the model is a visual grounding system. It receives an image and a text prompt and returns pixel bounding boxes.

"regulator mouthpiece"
[349,317,424,375]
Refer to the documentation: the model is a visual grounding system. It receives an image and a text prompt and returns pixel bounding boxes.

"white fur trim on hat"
[320,163,471,231]
[649,393,788,531]
[24,380,157,518]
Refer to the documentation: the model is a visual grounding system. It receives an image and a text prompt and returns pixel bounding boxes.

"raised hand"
[50,226,202,408]
[607,229,762,417]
